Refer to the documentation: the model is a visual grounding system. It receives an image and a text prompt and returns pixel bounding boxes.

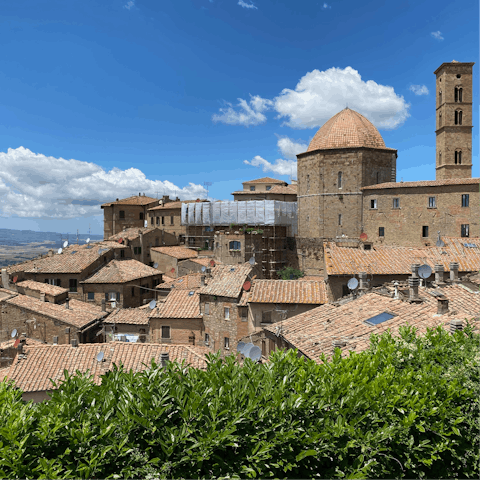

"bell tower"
[435,60,474,180]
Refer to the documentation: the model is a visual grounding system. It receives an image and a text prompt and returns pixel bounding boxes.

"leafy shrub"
[277,266,305,280]
[0,324,478,479]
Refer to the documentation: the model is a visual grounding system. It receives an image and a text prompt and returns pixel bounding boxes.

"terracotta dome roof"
[307,108,389,152]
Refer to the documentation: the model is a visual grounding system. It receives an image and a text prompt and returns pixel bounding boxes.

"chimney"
[116,198,119,201]
[205,267,212,278]
[139,192,141,197]
[71,339,78,347]
[1,268,10,290]
[450,319,463,334]
[358,272,368,291]
[449,262,459,283]
[411,263,420,278]
[40,293,46,302]
[408,276,420,302]
[161,352,169,367]
[48,249,54,257]
[65,298,70,309]
[437,295,449,315]
[434,264,445,285]
[101,298,106,312]
[53,336,58,344]
[200,275,206,286]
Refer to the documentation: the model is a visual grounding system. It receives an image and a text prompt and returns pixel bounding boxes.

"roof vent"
[450,319,463,334]
[161,352,169,367]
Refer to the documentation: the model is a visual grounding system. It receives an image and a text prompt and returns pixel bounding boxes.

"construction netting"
[181,200,297,234]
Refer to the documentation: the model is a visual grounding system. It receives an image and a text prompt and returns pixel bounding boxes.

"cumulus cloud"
[409,84,429,96]
[124,0,135,9]
[431,31,444,40]
[238,0,258,9]
[212,95,272,126]
[276,136,308,159]
[0,147,206,219]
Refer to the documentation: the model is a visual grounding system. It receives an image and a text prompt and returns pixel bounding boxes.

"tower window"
[439,151,442,164]
[378,227,385,237]
[455,87,459,102]
[439,112,442,127]
[250,186,255,191]
[161,326,170,339]
[376,172,380,183]
[150,216,154,225]
[456,74,461,79]
[338,214,342,226]
[462,194,469,207]
[458,88,463,102]
[338,172,343,189]
[455,151,462,164]
[306,174,310,193]
[224,337,230,349]
[455,110,463,125]
[422,226,429,238]
[461,224,470,238]
[392,198,400,209]
[439,90,442,104]
[156,216,160,225]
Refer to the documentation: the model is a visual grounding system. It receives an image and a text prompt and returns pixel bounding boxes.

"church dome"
[307,108,388,152]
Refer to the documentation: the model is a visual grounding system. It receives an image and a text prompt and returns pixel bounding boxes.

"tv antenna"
[204,181,212,200]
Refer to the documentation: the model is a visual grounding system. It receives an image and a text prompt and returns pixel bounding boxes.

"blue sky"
[0,0,478,235]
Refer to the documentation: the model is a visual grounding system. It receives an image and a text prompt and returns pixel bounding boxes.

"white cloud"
[124,0,135,10]
[244,156,296,176]
[409,84,429,96]
[0,147,206,219]
[431,31,444,41]
[238,0,258,9]
[321,3,331,9]
[276,136,308,159]
[212,95,272,126]
[274,67,410,130]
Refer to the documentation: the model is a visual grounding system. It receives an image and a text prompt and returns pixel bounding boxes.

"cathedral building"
[296,61,478,275]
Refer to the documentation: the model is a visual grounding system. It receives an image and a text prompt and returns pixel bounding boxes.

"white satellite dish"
[57,248,63,254]
[63,240,69,248]
[11,329,17,338]
[347,277,359,290]
[153,262,158,269]
[149,299,157,309]
[96,351,104,362]
[248,257,255,266]
[98,248,102,255]
[237,341,246,353]
[86,238,90,244]
[248,345,262,362]
[201,266,206,273]
[242,343,254,357]
[418,264,432,279]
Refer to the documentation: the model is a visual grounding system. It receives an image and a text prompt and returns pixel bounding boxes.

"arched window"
[455,110,463,125]
[439,90,442,104]
[139,212,144,220]
[455,87,459,102]
[459,88,463,102]
[455,151,462,164]
[338,172,342,189]
[439,112,442,127]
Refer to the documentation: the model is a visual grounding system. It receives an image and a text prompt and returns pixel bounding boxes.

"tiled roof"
[199,263,252,299]
[7,242,127,275]
[5,295,107,329]
[15,280,68,296]
[264,284,480,362]
[147,201,183,211]
[81,259,162,284]
[189,257,214,267]
[157,273,204,290]
[242,177,287,185]
[268,184,297,195]
[247,280,327,304]
[324,237,480,275]
[151,246,198,260]
[4,342,210,392]
[101,195,159,207]
[149,289,201,319]
[0,337,45,350]
[362,177,480,190]
[307,108,394,152]
[162,275,175,283]
[108,227,158,242]
[105,308,150,325]
[298,275,324,281]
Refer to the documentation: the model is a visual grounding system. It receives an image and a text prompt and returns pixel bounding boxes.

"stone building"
[150,246,199,278]
[232,177,297,202]
[103,307,151,343]
[155,273,206,299]
[80,259,163,309]
[14,280,68,304]
[101,194,160,239]
[296,60,478,274]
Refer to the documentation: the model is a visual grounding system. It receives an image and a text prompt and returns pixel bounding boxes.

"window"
[108,292,117,301]
[364,312,395,326]
[306,174,310,193]
[439,112,442,127]
[120,249,125,258]
[224,337,230,349]
[378,227,384,237]
[455,110,463,125]
[134,247,142,255]
[266,185,272,191]
[455,151,462,164]
[69,279,77,293]
[204,303,210,315]
[170,216,174,225]
[224,307,230,319]
[439,90,442,104]
[161,326,170,339]
[461,224,470,238]
[87,292,95,301]
[338,172,342,189]
[189,335,195,345]
[428,197,436,208]
[205,333,210,345]
[150,217,154,225]
[229,241,241,251]
[119,210,125,219]
[422,226,429,238]
[338,214,342,226]
[250,186,255,191]
[139,212,144,220]
[455,87,463,102]
[262,311,272,324]
[370,199,377,209]
[462,194,469,207]
[392,198,400,209]
[161,216,165,225]
[241,309,247,321]
[156,216,160,225]
[439,151,442,164]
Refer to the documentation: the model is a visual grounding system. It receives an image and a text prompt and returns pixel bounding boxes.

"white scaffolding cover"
[202,202,212,224]
[194,202,203,225]
[181,203,188,225]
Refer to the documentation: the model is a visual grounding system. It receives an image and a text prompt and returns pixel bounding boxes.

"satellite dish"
[171,268,175,274]
[248,346,261,362]
[118,238,123,244]
[230,268,235,272]
[360,233,368,241]
[86,238,90,244]
[153,262,158,269]
[201,266,206,273]
[188,291,195,296]
[11,329,17,338]
[237,341,246,353]
[242,343,254,357]
[243,281,251,291]
[347,277,359,290]
[149,299,157,309]
[63,240,69,248]
[210,259,215,267]
[418,264,432,279]
[12,276,18,284]
[96,351,104,362]
[57,248,63,254]
[98,248,103,255]
[248,257,255,265]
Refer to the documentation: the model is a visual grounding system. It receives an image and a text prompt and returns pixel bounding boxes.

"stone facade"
[149,318,203,345]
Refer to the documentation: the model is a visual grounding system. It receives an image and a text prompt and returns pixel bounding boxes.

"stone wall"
[103,202,157,240]
[149,317,203,345]
[14,286,68,304]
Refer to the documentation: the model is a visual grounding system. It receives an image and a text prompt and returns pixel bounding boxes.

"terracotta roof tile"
[157,273,204,290]
[361,177,480,190]
[149,289,201,319]
[324,237,480,276]
[268,184,297,195]
[264,284,480,362]
[81,259,162,284]
[5,342,210,392]
[151,246,198,260]
[105,308,151,325]
[189,257,214,267]
[101,195,159,207]
[199,263,252,299]
[15,280,68,296]
[248,280,327,304]
[108,227,159,242]
[5,295,107,329]
[147,201,184,211]
[242,177,287,185]
[306,108,395,152]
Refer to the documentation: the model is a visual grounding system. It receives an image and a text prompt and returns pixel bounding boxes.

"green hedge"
[0,323,479,479]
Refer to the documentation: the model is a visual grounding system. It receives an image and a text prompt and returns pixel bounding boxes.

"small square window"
[161,326,170,339]
[461,224,470,238]
[378,227,384,237]
[428,197,436,208]
[462,194,469,207]
[224,337,230,349]
[120,250,125,258]
[87,292,95,300]
[108,292,117,301]
[266,186,272,191]
[119,210,125,219]
[370,199,377,209]
[250,186,255,191]
[392,198,400,209]
[422,226,429,238]
[69,279,77,293]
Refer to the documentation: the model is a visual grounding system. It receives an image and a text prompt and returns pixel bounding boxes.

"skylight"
[364,312,395,326]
